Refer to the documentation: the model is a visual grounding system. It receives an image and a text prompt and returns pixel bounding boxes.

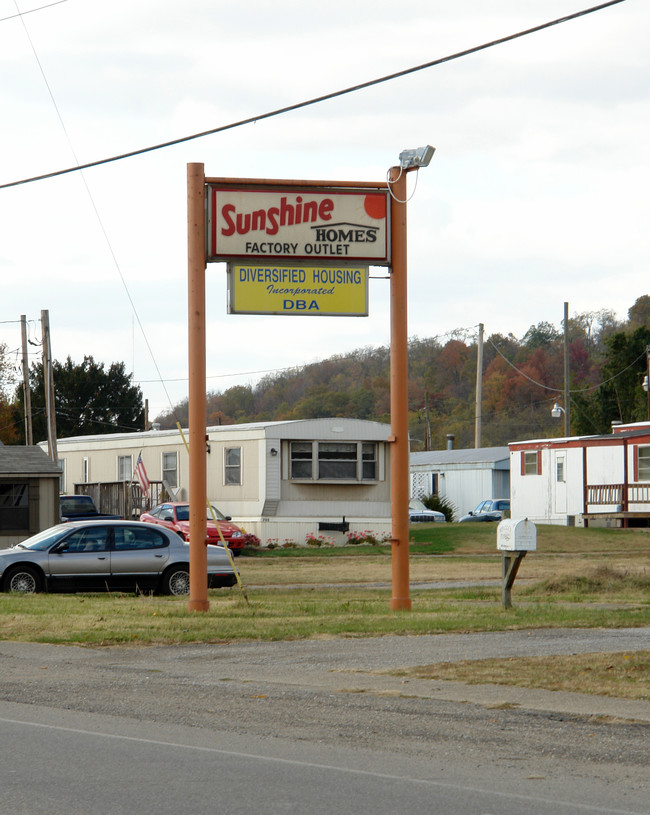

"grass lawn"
[1,523,648,699]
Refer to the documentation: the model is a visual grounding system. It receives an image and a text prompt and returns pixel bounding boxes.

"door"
[554,453,567,515]
[110,524,171,590]
[47,525,111,591]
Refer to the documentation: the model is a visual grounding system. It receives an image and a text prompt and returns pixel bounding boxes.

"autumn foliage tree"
[151,295,650,448]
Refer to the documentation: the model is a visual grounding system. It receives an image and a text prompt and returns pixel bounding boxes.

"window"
[521,451,540,476]
[638,446,650,481]
[319,443,357,479]
[0,483,29,531]
[290,441,379,482]
[114,525,169,550]
[58,458,66,493]
[361,443,377,481]
[290,442,313,479]
[118,455,132,481]
[224,447,241,485]
[63,526,109,553]
[82,457,89,483]
[556,457,565,483]
[162,452,178,487]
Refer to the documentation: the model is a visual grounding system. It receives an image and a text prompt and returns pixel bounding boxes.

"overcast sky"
[1,0,648,420]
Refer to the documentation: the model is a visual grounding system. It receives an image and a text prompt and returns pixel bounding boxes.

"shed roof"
[410,446,510,469]
[0,446,62,476]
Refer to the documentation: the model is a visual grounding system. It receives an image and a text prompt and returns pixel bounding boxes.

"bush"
[346,530,391,546]
[422,493,457,523]
[305,533,335,548]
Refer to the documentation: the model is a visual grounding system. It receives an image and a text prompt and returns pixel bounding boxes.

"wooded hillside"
[154,296,650,448]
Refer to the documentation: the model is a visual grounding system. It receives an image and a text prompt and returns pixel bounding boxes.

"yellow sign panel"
[228,264,368,316]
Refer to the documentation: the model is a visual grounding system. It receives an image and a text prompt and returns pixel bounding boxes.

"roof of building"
[42,418,392,447]
[0,445,62,476]
[509,421,650,449]
[410,446,510,469]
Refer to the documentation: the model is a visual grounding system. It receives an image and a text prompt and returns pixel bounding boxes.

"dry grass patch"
[390,651,650,701]
[239,551,649,587]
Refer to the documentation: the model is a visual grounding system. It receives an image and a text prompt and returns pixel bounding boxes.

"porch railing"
[74,481,170,519]
[586,483,650,508]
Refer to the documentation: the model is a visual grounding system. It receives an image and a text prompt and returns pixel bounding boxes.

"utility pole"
[646,345,650,421]
[423,392,432,451]
[563,302,571,436]
[475,322,484,448]
[20,315,33,446]
[41,309,58,463]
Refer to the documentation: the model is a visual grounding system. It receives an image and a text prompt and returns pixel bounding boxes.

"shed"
[0,445,61,548]
[409,446,510,519]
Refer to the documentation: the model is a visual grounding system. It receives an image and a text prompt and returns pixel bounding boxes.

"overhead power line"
[0,0,628,190]
[487,335,648,395]
[0,0,68,24]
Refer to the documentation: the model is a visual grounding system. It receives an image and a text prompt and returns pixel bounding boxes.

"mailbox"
[497,518,536,551]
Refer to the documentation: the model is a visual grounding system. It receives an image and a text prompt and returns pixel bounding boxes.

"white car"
[409,499,446,523]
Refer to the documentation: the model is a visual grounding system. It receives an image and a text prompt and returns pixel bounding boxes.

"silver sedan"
[0,520,237,595]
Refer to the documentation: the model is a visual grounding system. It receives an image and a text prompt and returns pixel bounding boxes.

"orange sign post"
[187,163,209,612]
[388,165,411,611]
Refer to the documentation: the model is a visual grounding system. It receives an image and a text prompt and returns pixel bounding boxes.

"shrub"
[305,533,335,547]
[346,530,391,546]
[422,493,457,523]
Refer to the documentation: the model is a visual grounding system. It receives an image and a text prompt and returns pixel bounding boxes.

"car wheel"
[162,565,190,596]
[5,565,42,593]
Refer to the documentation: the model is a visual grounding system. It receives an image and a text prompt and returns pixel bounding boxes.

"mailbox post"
[497,519,536,609]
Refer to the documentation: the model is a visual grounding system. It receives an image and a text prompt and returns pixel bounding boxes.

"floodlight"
[551,403,565,419]
[398,145,436,170]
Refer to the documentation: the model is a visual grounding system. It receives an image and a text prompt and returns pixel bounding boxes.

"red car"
[140,502,245,556]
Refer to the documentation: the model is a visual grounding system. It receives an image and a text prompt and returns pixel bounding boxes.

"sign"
[228,264,368,316]
[208,185,389,264]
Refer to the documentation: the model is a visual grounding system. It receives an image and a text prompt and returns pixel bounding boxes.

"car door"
[47,526,111,591]
[110,525,171,591]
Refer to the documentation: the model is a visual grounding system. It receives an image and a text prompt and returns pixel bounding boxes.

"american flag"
[134,451,150,493]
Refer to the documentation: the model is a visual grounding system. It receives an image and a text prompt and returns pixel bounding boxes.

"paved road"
[0,628,648,814]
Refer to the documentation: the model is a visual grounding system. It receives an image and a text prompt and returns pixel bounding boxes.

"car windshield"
[173,504,227,522]
[409,500,428,512]
[207,504,227,522]
[17,525,71,551]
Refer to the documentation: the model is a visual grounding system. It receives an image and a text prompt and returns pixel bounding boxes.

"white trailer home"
[409,447,510,519]
[42,418,392,544]
[509,421,650,527]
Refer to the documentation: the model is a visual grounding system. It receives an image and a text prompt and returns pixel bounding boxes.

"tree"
[627,295,650,330]
[0,343,22,444]
[15,355,144,442]
[572,326,650,435]
[521,321,560,349]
